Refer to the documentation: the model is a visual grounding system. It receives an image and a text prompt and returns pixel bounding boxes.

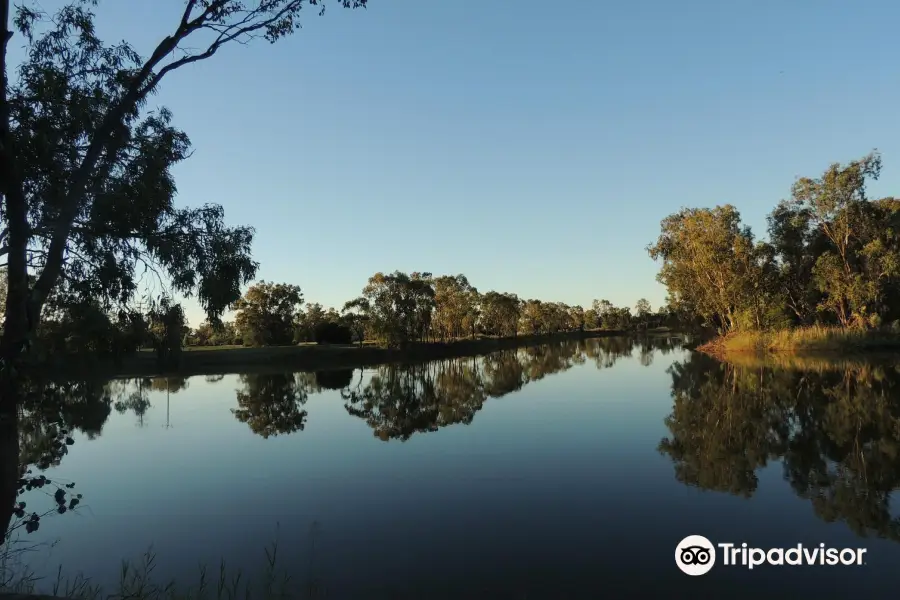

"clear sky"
[18,0,900,326]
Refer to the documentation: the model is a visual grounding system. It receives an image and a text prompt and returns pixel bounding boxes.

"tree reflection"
[2,377,122,541]
[660,352,900,540]
[583,336,636,370]
[113,387,151,427]
[21,379,116,464]
[315,369,354,391]
[342,362,465,441]
[0,411,19,540]
[659,354,790,497]
[231,373,311,438]
[2,374,200,540]
[148,376,190,394]
[109,377,189,428]
[343,336,669,441]
[0,335,675,540]
[481,350,526,398]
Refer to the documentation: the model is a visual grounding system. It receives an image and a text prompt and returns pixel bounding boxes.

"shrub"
[312,321,352,345]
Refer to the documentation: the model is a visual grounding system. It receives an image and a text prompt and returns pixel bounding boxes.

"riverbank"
[62,328,666,379]
[714,350,900,372]
[696,326,900,359]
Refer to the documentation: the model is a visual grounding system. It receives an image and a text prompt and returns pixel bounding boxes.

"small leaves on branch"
[0,0,369,378]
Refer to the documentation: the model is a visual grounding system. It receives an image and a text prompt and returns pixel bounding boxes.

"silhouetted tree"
[147,297,187,369]
[313,320,352,345]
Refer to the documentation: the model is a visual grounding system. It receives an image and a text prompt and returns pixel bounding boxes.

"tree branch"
[26,0,367,332]
[144,5,298,91]
[180,0,201,29]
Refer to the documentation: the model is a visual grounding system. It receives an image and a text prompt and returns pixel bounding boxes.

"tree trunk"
[838,299,850,328]
[0,408,19,542]
[0,0,33,411]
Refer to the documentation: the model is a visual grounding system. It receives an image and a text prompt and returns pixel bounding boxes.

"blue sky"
[17,0,900,326]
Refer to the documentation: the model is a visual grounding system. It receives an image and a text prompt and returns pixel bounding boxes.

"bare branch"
[180,0,201,29]
[144,5,299,92]
[62,246,103,272]
[135,254,170,296]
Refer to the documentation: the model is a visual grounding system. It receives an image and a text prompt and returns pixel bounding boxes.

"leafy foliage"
[186,268,665,349]
[478,291,521,337]
[344,271,436,348]
[3,3,265,326]
[432,275,479,340]
[0,0,369,394]
[232,281,303,347]
[648,152,900,333]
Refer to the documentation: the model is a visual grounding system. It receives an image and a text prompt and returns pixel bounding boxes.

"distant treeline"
[186,274,681,349]
[648,151,900,335]
[0,269,682,369]
[1,271,686,373]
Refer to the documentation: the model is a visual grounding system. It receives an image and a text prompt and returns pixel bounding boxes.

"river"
[4,335,900,598]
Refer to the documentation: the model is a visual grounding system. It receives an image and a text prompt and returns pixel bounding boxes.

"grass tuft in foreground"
[0,538,324,600]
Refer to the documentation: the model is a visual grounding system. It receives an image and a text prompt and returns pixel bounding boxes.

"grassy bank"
[50,328,653,379]
[696,326,900,358]
[713,349,900,372]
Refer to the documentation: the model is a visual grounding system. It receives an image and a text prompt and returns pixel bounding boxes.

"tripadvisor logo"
[674,535,867,576]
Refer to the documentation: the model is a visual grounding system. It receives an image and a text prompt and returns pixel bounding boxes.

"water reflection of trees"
[315,369,354,391]
[109,376,189,427]
[659,352,900,541]
[19,380,115,468]
[231,373,314,439]
[342,359,487,441]
[1,335,673,538]
[3,375,190,539]
[228,370,359,438]
[10,336,668,457]
[19,376,184,466]
[342,336,665,441]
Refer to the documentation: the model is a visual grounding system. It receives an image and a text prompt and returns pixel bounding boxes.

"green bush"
[312,321,352,345]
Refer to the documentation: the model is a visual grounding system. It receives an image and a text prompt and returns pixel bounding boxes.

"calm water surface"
[9,336,900,598]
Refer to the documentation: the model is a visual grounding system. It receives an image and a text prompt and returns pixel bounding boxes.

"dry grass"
[698,326,900,357]
[719,350,900,372]
[1,540,317,599]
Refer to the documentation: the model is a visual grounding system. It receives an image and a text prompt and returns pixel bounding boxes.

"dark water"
[7,336,900,598]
